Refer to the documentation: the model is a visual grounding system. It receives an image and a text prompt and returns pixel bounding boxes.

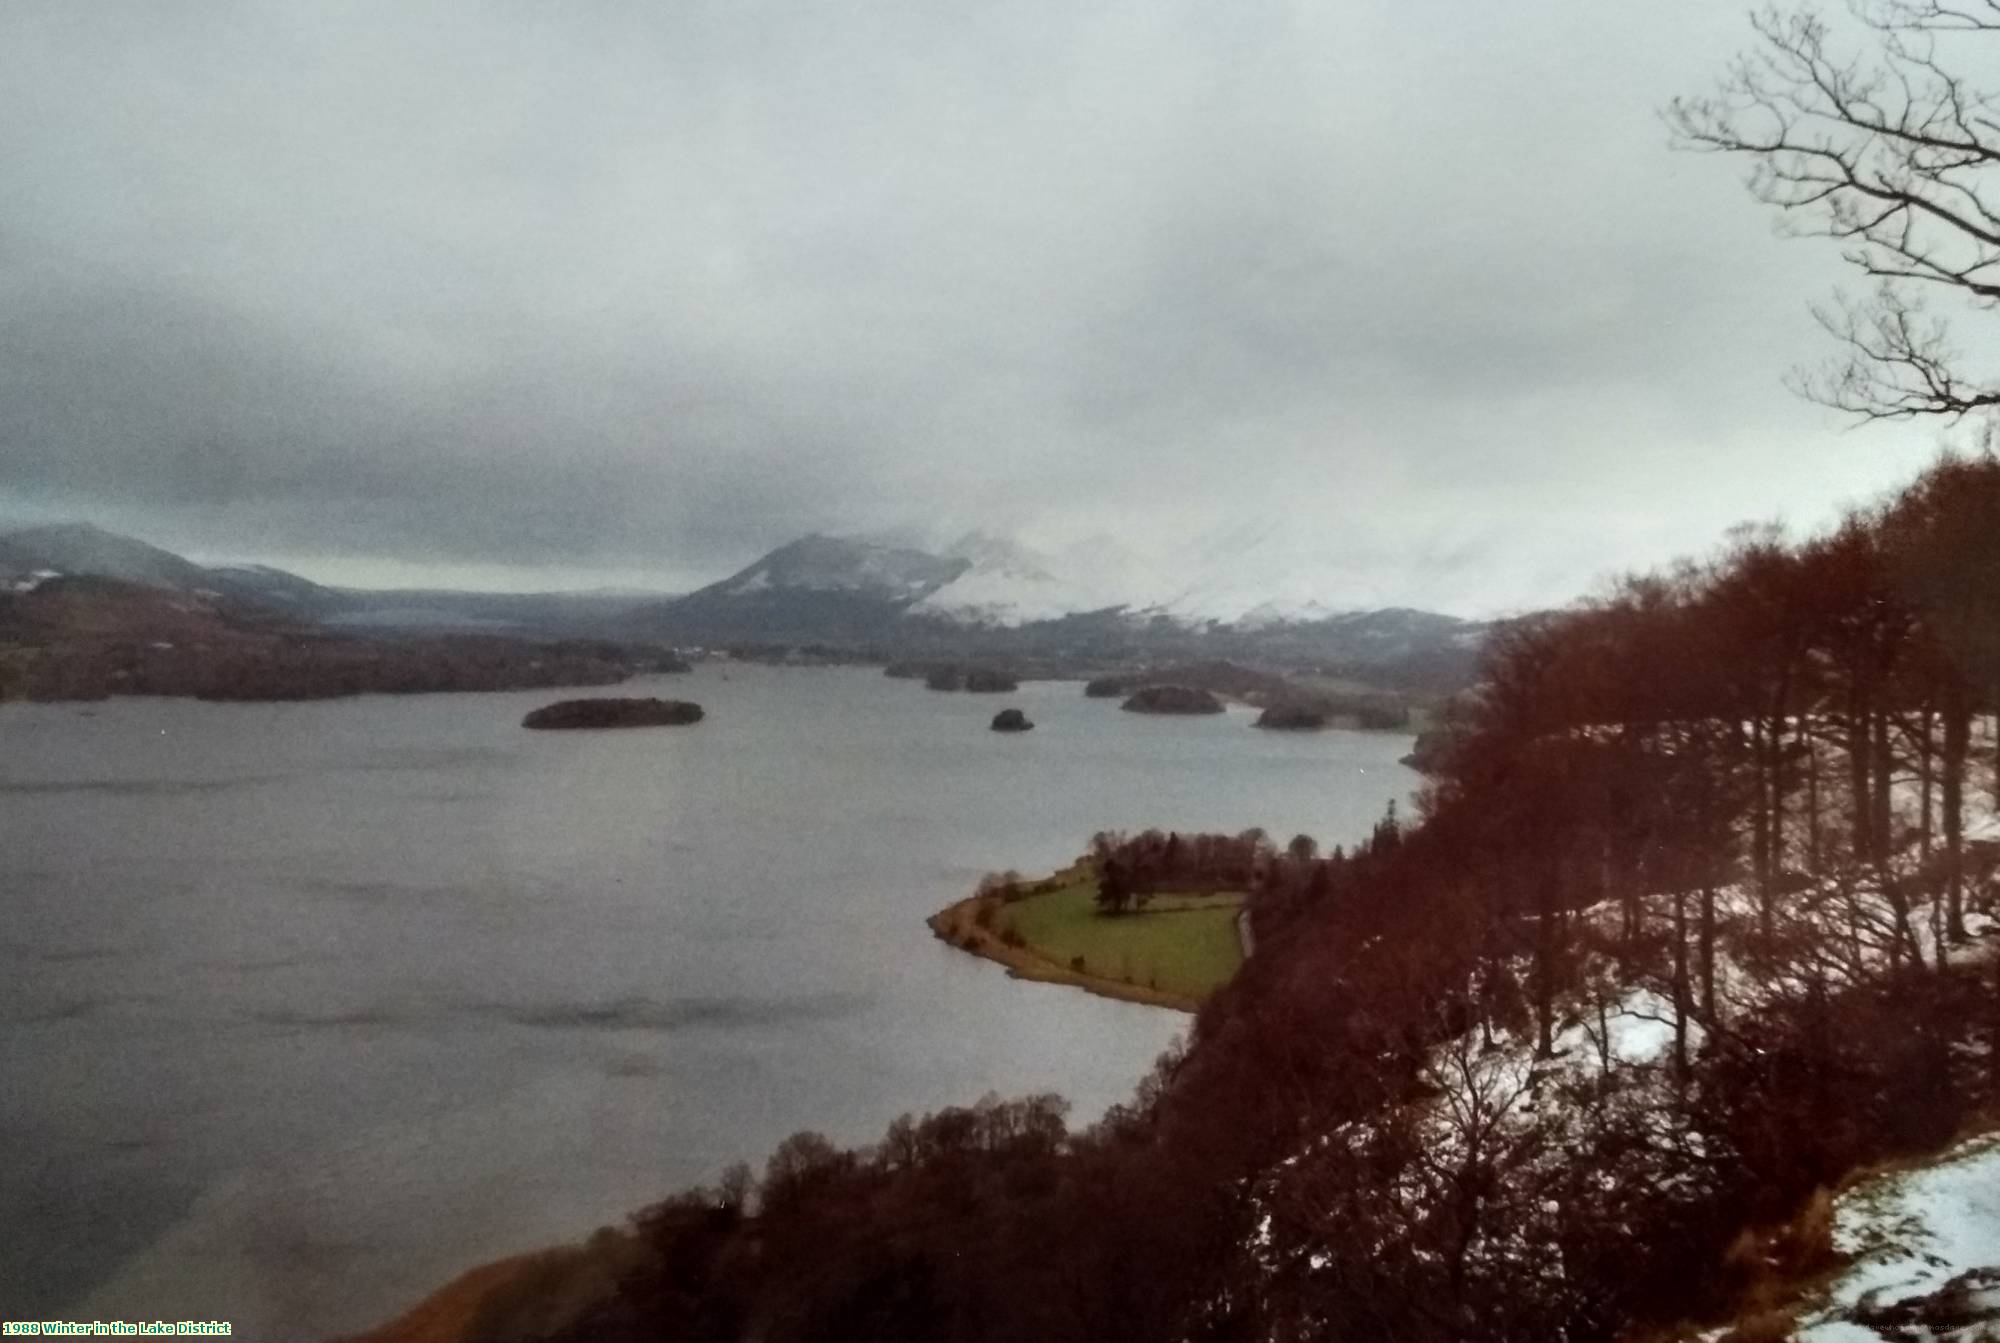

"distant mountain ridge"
[637,532,1492,685]
[714,534,971,599]
[656,535,968,643]
[0,522,216,593]
[0,523,1494,688]
[656,531,1484,631]
[0,523,670,637]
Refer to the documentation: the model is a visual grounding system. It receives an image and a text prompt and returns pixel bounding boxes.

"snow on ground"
[1249,735,2000,1328]
[1793,1130,2000,1342]
[1549,988,1687,1069]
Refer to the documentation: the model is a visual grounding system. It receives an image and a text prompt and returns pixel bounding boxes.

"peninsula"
[927,862,1244,1012]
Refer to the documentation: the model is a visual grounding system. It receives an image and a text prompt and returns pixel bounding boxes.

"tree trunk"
[1595,991,1612,1076]
[1753,715,1774,941]
[1871,708,1895,872]
[1845,870,1864,971]
[1945,691,1969,941]
[1918,707,1935,861]
[1849,700,1873,866]
[1699,883,1718,1027]
[1672,883,1690,1084]
[1609,834,1636,962]
[1533,859,1562,1060]
[1873,710,1925,973]
[1772,673,1792,884]
[1806,722,1824,875]
[1991,953,2000,1104]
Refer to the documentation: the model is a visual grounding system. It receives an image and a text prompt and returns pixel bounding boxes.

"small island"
[521,697,704,730]
[989,708,1033,732]
[924,665,1020,693]
[1120,684,1223,715]
[1255,702,1329,730]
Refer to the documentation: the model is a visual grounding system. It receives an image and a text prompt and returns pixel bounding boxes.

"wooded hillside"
[359,455,2000,1343]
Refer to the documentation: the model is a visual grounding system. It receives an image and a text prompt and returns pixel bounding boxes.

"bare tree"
[1670,4,2000,419]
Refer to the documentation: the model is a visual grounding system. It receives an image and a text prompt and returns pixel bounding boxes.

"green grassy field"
[996,879,1244,1000]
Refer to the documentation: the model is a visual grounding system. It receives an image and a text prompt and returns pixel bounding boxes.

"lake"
[0,664,1417,1335]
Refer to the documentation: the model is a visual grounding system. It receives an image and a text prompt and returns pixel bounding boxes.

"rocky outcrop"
[990,708,1034,732]
[521,697,704,730]
[1121,685,1224,715]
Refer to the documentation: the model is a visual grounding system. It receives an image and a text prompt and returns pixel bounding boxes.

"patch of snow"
[1234,599,1338,630]
[11,567,62,592]
[912,531,1136,625]
[1797,1130,2000,1342]
[1551,989,1689,1069]
[887,523,1374,626]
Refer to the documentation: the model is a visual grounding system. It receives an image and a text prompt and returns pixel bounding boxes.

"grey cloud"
[0,0,1949,608]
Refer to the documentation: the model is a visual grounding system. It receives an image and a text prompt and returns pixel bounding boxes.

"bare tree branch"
[1669,3,2000,419]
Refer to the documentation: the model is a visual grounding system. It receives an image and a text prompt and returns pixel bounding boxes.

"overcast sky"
[0,0,1972,613]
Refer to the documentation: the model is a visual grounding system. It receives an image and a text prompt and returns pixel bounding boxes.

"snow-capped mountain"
[901,528,1375,629]
[903,528,1477,632]
[661,528,1493,633]
[907,532,1121,625]
[642,530,1491,683]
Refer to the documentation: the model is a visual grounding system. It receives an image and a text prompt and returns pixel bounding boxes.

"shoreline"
[926,887,1207,1014]
[334,1250,562,1343]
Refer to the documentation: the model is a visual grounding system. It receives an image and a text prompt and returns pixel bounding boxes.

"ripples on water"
[0,664,1416,1334]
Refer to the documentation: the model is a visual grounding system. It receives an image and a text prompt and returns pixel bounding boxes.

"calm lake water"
[0,664,1416,1335]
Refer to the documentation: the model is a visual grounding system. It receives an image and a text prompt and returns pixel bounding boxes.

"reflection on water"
[0,664,1416,1335]
[0,775,297,797]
